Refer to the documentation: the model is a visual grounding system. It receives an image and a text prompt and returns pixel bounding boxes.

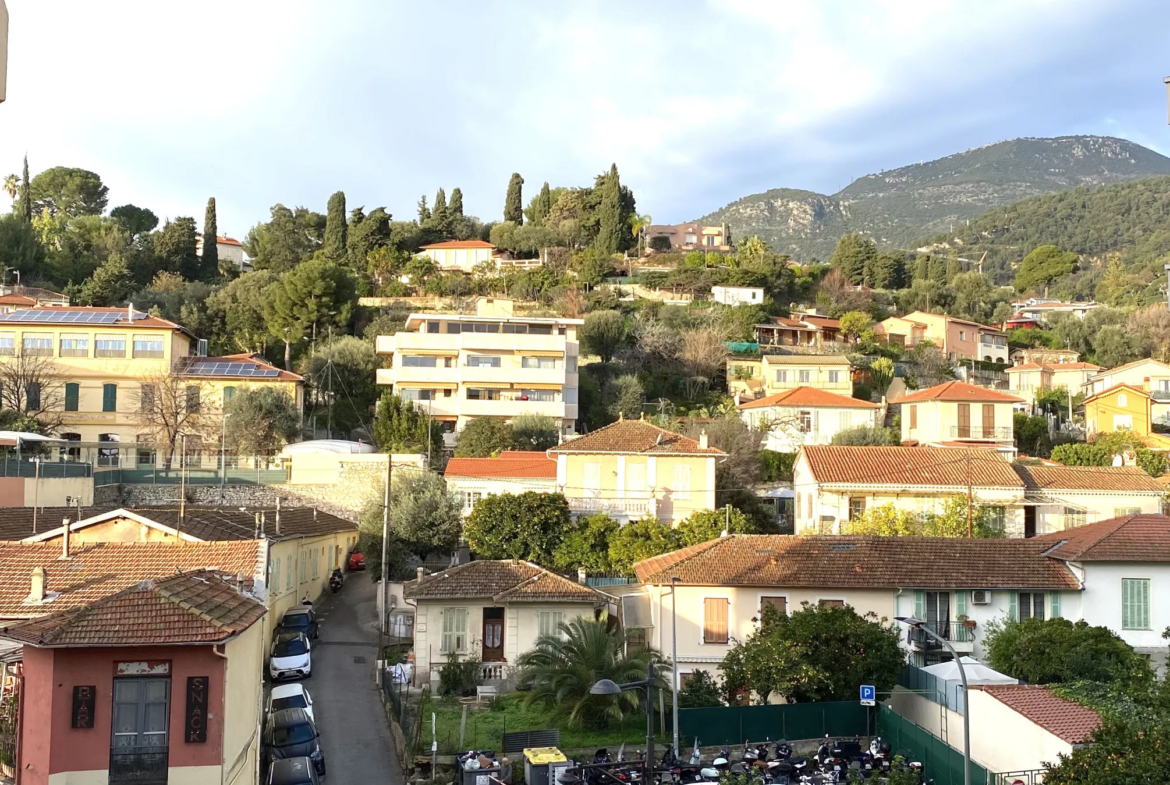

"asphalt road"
[310,573,403,783]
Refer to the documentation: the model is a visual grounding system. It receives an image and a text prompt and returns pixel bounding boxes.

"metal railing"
[569,497,656,517]
[909,621,976,649]
[0,455,92,478]
[949,425,1012,439]
[897,663,966,714]
[109,748,169,784]
[94,466,287,487]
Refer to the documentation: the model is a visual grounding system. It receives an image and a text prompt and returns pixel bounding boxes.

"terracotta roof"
[801,446,1024,489]
[1034,514,1170,561]
[762,354,851,365]
[550,419,725,456]
[738,387,879,410]
[974,685,1100,744]
[798,316,840,330]
[763,316,813,330]
[1014,465,1164,494]
[0,507,116,541]
[1004,363,1050,373]
[1090,358,1170,379]
[0,295,36,306]
[403,560,610,603]
[1,570,266,647]
[444,452,557,480]
[0,541,264,619]
[903,311,1004,333]
[420,240,496,250]
[1049,362,1101,372]
[180,353,303,382]
[891,381,1023,404]
[1081,383,1150,405]
[633,535,1078,590]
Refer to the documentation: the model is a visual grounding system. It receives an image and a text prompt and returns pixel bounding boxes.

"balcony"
[949,425,1012,441]
[908,621,976,653]
[109,748,169,785]
[569,497,657,520]
[461,365,566,386]
[461,398,568,419]
[384,331,569,355]
[377,366,461,386]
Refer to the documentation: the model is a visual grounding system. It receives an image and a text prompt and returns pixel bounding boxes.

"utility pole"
[966,449,973,538]
[179,433,187,525]
[380,455,392,637]
[326,324,334,439]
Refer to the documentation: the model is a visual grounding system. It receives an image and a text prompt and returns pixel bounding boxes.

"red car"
[347,552,366,571]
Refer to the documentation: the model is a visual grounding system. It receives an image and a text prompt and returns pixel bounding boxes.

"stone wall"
[112,484,361,522]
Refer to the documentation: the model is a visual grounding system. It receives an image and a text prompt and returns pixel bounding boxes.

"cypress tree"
[20,155,30,222]
[504,173,524,224]
[533,182,552,225]
[417,195,430,224]
[914,255,930,281]
[324,191,347,262]
[449,188,464,217]
[432,188,448,230]
[202,197,219,277]
[595,164,623,255]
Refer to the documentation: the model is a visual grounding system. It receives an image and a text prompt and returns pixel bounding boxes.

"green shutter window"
[64,383,79,412]
[1122,579,1151,630]
[223,386,236,405]
[1009,592,1018,621]
[102,383,117,412]
[956,591,967,618]
[1050,592,1061,619]
[914,591,924,619]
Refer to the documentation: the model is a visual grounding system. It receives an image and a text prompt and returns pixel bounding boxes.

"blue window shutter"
[1009,592,1018,622]
[1050,592,1061,619]
[914,591,924,619]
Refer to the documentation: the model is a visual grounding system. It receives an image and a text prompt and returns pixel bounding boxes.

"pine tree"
[504,173,524,224]
[20,155,30,222]
[533,182,552,225]
[417,195,430,224]
[914,255,930,281]
[829,233,877,285]
[202,197,219,277]
[449,188,464,217]
[595,164,623,255]
[432,188,449,231]
[323,191,347,262]
[945,257,962,283]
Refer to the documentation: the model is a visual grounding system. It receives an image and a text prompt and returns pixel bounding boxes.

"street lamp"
[220,413,232,503]
[590,660,658,781]
[670,576,680,757]
[896,617,970,785]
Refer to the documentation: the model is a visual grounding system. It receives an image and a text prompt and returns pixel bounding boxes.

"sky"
[1,0,1168,239]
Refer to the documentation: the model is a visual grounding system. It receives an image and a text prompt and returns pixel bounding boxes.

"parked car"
[270,632,312,681]
[265,708,325,776]
[268,757,322,785]
[268,683,315,722]
[348,551,367,571]
[277,607,319,640]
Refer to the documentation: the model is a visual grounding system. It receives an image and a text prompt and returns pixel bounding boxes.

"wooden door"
[982,404,995,439]
[482,608,504,662]
[957,404,970,438]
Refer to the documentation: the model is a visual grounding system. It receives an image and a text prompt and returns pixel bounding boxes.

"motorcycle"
[329,569,344,593]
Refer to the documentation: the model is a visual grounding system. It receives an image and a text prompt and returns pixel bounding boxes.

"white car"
[269,683,315,723]
[270,632,312,681]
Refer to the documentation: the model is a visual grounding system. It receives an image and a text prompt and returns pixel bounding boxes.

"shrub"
[438,651,482,697]
[831,425,898,446]
[758,450,796,482]
[983,617,1152,688]
[679,669,723,708]
[1050,442,1111,466]
[1136,448,1168,478]
[552,514,618,572]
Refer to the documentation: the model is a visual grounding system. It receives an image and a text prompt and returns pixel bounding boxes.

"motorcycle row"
[556,737,931,785]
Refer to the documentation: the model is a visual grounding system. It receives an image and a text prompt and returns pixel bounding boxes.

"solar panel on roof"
[185,361,280,378]
[0,309,143,324]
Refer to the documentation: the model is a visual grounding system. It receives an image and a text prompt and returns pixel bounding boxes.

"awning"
[517,383,563,391]
[465,382,512,390]
[398,382,458,390]
[402,349,459,356]
[1020,493,1089,510]
[521,351,565,358]
[620,593,653,628]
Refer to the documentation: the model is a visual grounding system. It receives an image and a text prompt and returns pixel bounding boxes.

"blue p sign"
[860,685,876,706]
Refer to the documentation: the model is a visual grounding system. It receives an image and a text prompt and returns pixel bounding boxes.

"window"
[538,611,565,639]
[111,678,170,755]
[828,370,840,384]
[136,435,155,466]
[1063,507,1086,530]
[522,356,557,369]
[60,432,81,462]
[959,330,966,341]
[185,385,201,414]
[426,321,441,334]
[95,334,126,358]
[402,355,438,368]
[759,596,787,623]
[627,463,646,497]
[1114,507,1142,517]
[798,370,810,383]
[982,404,996,438]
[684,233,697,244]
[985,506,1006,534]
[466,355,502,368]
[798,410,812,434]
[1122,578,1151,630]
[466,388,501,401]
[103,384,117,412]
[564,387,578,404]
[401,388,438,402]
[132,335,164,359]
[567,355,578,372]
[819,599,846,608]
[584,462,602,498]
[300,554,307,583]
[25,382,40,411]
[625,628,648,653]
[313,548,319,579]
[273,557,281,594]
[672,464,691,500]
[286,557,292,591]
[441,608,468,653]
[22,332,52,356]
[775,370,787,384]
[184,435,202,464]
[848,497,865,520]
[463,491,482,510]
[0,332,13,355]
[1014,592,1046,621]
[139,384,156,413]
[64,383,79,412]
[702,598,729,644]
[838,411,852,431]
[807,493,813,519]
[909,405,917,429]
[98,433,120,467]
[1118,393,1128,408]
[223,386,236,405]
[59,333,88,357]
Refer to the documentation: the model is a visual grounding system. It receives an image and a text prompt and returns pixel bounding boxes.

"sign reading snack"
[72,685,96,729]
[185,676,209,743]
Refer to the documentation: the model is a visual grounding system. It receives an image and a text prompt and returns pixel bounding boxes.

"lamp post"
[220,413,232,504]
[591,660,657,781]
[897,617,970,785]
[670,577,679,757]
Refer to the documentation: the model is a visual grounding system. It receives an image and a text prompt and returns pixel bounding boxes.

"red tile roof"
[762,354,851,365]
[1034,514,1170,562]
[1014,465,1164,494]
[444,451,557,480]
[738,387,879,410]
[420,240,496,250]
[1,570,266,647]
[801,446,1024,489]
[1081,383,1149,405]
[891,381,1023,404]
[799,315,841,330]
[974,685,1101,744]
[633,535,1078,590]
[1008,362,1101,373]
[0,541,264,619]
[550,419,725,456]
[404,560,611,603]
[0,295,36,306]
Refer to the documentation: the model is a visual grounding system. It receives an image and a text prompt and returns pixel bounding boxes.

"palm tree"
[628,213,652,262]
[2,174,17,204]
[515,617,665,729]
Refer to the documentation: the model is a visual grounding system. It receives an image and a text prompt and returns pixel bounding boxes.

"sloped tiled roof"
[0,507,116,541]
[1089,358,1170,379]
[891,381,1023,404]
[974,685,1100,744]
[420,240,496,250]
[444,451,557,480]
[0,541,264,619]
[1004,363,1051,373]
[1014,465,1164,494]
[404,560,610,603]
[1,570,266,647]
[1048,362,1102,372]
[633,535,1078,590]
[1034,514,1170,562]
[762,354,851,365]
[18,507,356,544]
[1081,383,1149,405]
[550,420,725,456]
[798,315,840,330]
[801,446,1024,489]
[738,387,879,410]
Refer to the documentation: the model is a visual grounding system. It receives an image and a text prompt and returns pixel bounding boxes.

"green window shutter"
[1050,592,1061,619]
[1142,580,1151,629]
[223,386,236,404]
[956,591,967,618]
[102,384,117,412]
[64,383,79,412]
[1009,592,1018,622]
[914,591,924,619]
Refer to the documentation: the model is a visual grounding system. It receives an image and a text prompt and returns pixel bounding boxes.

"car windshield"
[280,614,311,630]
[272,694,308,712]
[272,722,315,746]
[274,638,308,657]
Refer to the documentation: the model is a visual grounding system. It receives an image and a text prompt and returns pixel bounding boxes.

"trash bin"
[524,748,568,785]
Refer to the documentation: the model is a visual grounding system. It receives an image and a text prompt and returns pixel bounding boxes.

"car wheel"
[317,761,327,776]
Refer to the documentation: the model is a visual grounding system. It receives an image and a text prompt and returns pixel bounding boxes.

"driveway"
[311,574,403,783]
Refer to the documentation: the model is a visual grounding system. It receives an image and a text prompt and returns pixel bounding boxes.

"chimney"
[577,567,587,585]
[127,302,134,321]
[1144,377,1151,392]
[260,511,266,535]
[699,430,709,450]
[28,566,46,604]
[416,566,425,581]
[275,498,281,534]
[61,518,71,560]
[313,508,318,521]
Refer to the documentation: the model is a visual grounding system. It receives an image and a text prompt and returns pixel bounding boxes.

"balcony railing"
[908,620,976,650]
[569,497,656,518]
[949,425,1012,440]
[109,748,169,785]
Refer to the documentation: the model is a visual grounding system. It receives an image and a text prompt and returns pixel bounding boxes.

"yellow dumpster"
[524,747,568,785]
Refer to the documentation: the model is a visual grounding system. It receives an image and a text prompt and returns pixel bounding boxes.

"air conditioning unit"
[971,590,991,605]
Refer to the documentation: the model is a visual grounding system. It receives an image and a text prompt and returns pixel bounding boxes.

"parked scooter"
[329,568,344,593]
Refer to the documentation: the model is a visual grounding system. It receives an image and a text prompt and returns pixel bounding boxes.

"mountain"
[697,136,1170,260]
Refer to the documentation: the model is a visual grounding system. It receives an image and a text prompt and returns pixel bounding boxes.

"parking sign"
[860,685,876,706]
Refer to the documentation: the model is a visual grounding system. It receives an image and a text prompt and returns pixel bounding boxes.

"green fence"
[94,467,288,487]
[678,701,871,746]
[878,704,990,785]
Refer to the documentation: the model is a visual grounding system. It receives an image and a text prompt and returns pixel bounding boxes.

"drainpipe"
[10,663,23,785]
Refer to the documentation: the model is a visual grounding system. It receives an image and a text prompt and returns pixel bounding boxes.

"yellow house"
[1007,362,1100,408]
[547,418,725,524]
[1084,384,1153,439]
[760,354,852,396]
[1084,358,1170,428]
[0,306,303,467]
[892,380,1022,457]
[726,357,764,399]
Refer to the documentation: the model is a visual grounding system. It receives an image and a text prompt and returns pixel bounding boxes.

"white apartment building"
[375,298,582,444]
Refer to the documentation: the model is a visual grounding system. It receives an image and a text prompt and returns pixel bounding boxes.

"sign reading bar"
[72,685,96,729]
[185,676,209,743]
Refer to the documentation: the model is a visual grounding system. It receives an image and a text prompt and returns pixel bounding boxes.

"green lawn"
[419,694,671,755]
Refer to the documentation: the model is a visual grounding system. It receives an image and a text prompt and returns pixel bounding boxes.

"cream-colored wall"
[19,475,92,507]
[422,247,496,273]
[902,400,1014,444]
[1008,369,1050,406]
[221,618,264,785]
[49,767,222,785]
[761,358,851,394]
[1085,388,1150,437]
[266,530,357,645]
[741,405,878,452]
[967,689,1075,774]
[886,688,966,755]
[284,452,425,485]
[1086,361,1170,395]
[446,476,557,516]
[1035,493,1162,535]
[560,453,716,523]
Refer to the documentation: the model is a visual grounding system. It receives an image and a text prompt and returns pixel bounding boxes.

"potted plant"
[958,614,976,630]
